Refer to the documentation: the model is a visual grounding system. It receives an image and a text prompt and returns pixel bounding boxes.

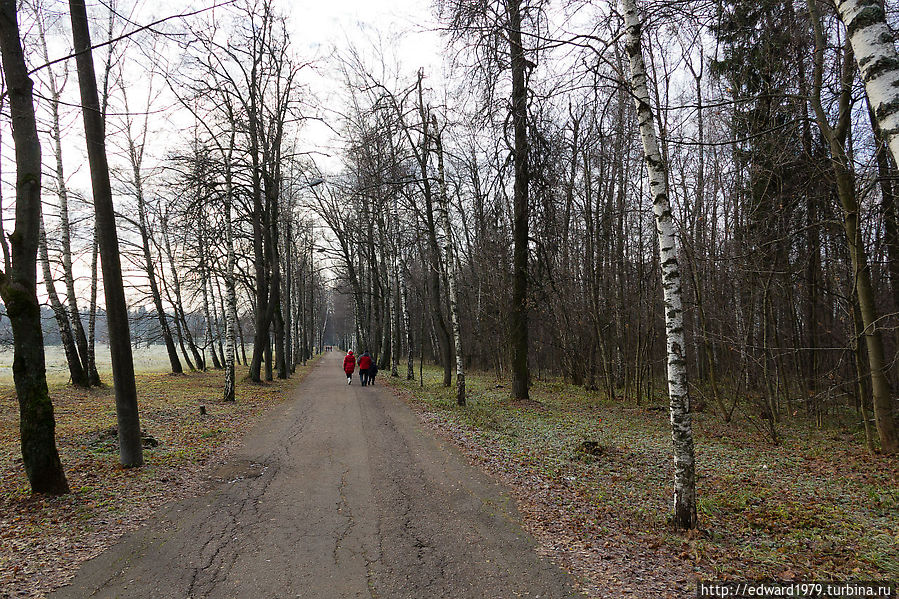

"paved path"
[52,353,581,598]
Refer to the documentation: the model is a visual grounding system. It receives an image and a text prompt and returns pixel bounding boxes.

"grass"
[391,365,899,584]
[0,344,185,385]
[0,356,320,597]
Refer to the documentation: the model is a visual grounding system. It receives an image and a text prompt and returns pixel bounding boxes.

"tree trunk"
[621,0,697,529]
[37,18,97,386]
[0,0,70,494]
[161,222,204,371]
[249,230,267,380]
[131,140,182,375]
[275,303,287,379]
[248,101,270,382]
[391,247,400,378]
[508,0,530,400]
[238,314,248,365]
[39,221,89,387]
[837,172,897,452]
[433,116,466,406]
[866,101,899,309]
[224,161,237,401]
[851,301,876,453]
[836,0,899,167]
[168,292,196,372]
[413,74,453,387]
[87,225,99,384]
[402,261,414,380]
[264,333,274,381]
[283,223,294,373]
[198,238,221,370]
[212,273,227,367]
[268,178,285,380]
[808,2,898,453]
[69,0,142,467]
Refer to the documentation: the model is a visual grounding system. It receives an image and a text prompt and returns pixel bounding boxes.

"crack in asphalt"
[51,355,581,599]
[332,465,354,566]
[185,401,308,597]
[186,458,280,597]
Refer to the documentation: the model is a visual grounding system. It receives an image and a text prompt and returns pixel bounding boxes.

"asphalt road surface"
[52,353,582,598]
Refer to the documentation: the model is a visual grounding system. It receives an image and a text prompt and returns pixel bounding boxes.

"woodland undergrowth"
[390,366,898,597]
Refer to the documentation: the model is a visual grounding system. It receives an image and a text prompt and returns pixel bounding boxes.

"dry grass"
[0,344,181,385]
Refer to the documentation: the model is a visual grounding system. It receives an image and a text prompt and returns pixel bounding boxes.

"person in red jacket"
[343,350,356,385]
[358,351,373,386]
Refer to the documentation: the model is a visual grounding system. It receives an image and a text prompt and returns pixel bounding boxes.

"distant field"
[0,345,182,384]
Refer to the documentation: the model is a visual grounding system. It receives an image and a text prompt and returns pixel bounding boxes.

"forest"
[0,0,897,591]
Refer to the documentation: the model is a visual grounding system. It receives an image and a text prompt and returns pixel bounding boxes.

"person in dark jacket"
[368,360,379,385]
[343,350,356,385]
[358,351,373,386]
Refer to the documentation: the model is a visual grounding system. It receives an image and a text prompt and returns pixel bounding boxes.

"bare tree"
[68,0,143,468]
[0,0,69,493]
[432,115,466,405]
[507,0,531,401]
[620,0,697,529]
[119,80,184,375]
[35,6,99,386]
[807,0,897,453]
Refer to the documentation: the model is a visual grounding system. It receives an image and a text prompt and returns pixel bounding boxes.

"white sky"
[284,0,445,172]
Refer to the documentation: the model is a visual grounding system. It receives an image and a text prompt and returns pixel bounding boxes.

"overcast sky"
[283,0,446,172]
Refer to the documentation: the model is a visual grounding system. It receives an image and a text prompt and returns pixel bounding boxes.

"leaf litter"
[387,366,898,598]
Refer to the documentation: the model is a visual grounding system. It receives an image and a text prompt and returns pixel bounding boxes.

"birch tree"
[807,0,898,453]
[620,0,697,529]
[835,0,899,167]
[401,259,414,380]
[223,138,238,401]
[432,115,466,405]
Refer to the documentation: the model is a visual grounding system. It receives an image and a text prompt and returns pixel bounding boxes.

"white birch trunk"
[212,273,227,366]
[401,257,414,380]
[87,224,99,379]
[432,115,466,406]
[620,0,697,529]
[387,260,399,376]
[390,193,402,378]
[826,0,899,454]
[198,238,220,370]
[353,294,360,352]
[836,0,899,166]
[224,167,237,401]
[390,234,401,377]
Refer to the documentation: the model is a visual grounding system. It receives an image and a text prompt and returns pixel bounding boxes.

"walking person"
[343,350,356,385]
[368,360,379,385]
[358,351,373,386]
